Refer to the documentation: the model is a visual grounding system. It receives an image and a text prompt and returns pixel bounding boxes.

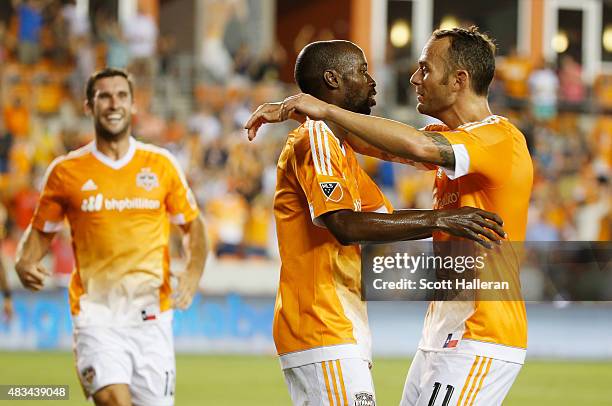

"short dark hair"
[294,40,360,97]
[432,26,496,96]
[85,68,134,106]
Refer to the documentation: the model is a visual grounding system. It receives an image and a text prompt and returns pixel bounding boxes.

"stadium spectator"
[497,47,532,108]
[14,0,43,65]
[558,55,586,111]
[122,2,158,83]
[3,96,30,138]
[528,58,559,122]
[99,18,129,70]
[0,118,14,174]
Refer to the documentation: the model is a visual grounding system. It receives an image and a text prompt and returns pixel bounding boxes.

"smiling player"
[15,68,208,406]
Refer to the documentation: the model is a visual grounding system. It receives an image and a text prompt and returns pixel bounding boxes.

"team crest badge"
[354,392,375,406]
[319,182,343,202]
[136,168,159,191]
[81,366,96,386]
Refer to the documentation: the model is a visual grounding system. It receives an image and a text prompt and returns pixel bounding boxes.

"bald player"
[247,27,533,406]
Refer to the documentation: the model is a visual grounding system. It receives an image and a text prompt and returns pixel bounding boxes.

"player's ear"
[323,70,341,89]
[455,70,469,91]
[83,99,92,116]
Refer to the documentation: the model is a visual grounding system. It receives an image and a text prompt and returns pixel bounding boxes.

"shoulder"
[457,115,514,144]
[134,140,191,187]
[135,140,182,170]
[291,120,343,159]
[46,143,94,175]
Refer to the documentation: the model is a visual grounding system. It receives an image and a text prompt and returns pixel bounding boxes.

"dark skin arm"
[321,207,505,248]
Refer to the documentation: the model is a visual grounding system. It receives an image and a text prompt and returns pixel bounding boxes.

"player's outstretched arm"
[15,225,55,291]
[174,214,208,310]
[244,101,306,141]
[321,207,505,249]
[0,254,13,321]
[245,93,455,169]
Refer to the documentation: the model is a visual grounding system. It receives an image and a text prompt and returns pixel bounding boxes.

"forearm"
[345,133,414,164]
[323,210,439,245]
[326,105,428,160]
[15,225,54,267]
[183,215,208,276]
[0,260,9,294]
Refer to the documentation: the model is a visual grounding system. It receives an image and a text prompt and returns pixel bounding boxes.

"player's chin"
[357,105,372,115]
[100,125,129,139]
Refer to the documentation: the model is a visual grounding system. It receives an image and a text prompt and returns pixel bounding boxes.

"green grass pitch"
[0,352,610,405]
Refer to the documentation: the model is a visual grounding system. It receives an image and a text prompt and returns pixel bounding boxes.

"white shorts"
[400,350,522,406]
[74,315,175,406]
[283,358,376,406]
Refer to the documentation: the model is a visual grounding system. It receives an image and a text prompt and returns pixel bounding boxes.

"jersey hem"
[418,338,526,364]
[278,343,369,369]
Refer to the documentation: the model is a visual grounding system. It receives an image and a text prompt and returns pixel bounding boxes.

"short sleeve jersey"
[31,137,199,326]
[273,120,393,369]
[420,116,533,364]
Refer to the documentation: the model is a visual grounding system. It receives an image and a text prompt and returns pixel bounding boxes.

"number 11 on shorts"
[428,382,454,406]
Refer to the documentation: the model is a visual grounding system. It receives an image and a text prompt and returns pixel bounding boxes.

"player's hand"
[173,269,202,310]
[15,261,50,291]
[3,297,13,322]
[244,93,327,141]
[278,93,329,122]
[435,207,506,248]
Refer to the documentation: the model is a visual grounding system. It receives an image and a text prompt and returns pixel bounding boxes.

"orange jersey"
[421,116,533,364]
[31,137,199,327]
[274,120,392,368]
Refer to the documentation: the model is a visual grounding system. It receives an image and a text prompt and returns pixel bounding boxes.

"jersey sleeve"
[292,120,357,227]
[164,154,199,225]
[31,159,66,233]
[435,120,511,185]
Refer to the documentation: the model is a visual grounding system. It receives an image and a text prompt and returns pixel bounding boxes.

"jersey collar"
[92,136,136,170]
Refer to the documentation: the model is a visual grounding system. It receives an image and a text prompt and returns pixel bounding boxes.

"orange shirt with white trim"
[420,116,533,364]
[274,120,392,369]
[31,137,199,327]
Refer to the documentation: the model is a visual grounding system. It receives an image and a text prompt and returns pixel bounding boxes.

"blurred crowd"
[0,0,609,283]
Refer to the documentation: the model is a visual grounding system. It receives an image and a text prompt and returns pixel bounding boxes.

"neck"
[436,95,492,130]
[320,93,349,143]
[95,132,131,160]
[325,120,348,144]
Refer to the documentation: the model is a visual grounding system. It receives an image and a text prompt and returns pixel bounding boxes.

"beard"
[342,92,372,115]
[94,120,130,142]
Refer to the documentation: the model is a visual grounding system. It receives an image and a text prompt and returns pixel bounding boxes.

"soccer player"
[246,27,532,406]
[250,40,507,406]
[15,68,208,406]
